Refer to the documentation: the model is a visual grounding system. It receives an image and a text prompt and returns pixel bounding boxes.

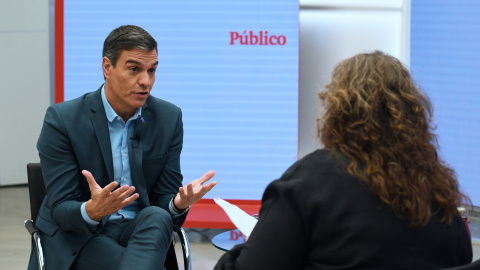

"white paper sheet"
[214,198,258,237]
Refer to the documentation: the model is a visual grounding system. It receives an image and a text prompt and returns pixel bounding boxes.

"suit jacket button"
[72,249,77,255]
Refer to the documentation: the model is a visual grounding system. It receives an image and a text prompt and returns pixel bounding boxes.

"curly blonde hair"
[318,51,469,226]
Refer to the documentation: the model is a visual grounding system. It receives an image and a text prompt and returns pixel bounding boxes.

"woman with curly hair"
[215,51,472,270]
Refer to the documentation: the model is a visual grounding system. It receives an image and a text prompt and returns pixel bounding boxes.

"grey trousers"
[72,206,173,270]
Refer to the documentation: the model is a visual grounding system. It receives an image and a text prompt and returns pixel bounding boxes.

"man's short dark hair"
[103,25,158,67]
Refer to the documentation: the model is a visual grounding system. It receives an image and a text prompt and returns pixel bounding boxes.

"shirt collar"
[101,85,142,122]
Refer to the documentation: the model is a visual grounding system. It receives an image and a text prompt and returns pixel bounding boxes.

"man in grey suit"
[28,25,216,270]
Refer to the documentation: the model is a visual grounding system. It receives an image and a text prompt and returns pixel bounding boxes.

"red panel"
[54,0,64,104]
[183,199,261,229]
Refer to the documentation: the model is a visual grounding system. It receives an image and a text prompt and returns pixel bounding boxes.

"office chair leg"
[25,220,46,270]
[174,226,192,270]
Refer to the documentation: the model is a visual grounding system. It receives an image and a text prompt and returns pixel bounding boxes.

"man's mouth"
[136,91,149,97]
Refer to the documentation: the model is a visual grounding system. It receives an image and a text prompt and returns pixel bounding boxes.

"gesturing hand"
[83,170,139,221]
[173,170,216,211]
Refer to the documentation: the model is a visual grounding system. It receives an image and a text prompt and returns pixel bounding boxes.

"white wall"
[0,0,50,185]
[298,0,411,157]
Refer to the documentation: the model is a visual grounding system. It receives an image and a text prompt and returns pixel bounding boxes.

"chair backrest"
[26,163,46,221]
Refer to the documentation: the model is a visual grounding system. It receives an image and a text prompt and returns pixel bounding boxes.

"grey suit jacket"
[28,87,185,270]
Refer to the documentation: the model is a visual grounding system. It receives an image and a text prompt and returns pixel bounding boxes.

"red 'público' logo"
[230,31,286,45]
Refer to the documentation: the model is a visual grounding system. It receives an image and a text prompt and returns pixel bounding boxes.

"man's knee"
[137,206,173,232]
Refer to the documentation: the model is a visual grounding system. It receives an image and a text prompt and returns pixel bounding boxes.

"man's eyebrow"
[125,60,158,67]
[125,59,142,65]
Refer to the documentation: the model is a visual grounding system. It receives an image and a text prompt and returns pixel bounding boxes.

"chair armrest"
[25,220,38,236]
[24,220,46,270]
[174,226,192,270]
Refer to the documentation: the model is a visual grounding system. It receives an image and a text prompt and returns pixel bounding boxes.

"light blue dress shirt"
[80,86,180,226]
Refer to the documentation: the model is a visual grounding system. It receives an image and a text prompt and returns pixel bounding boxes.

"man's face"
[103,48,158,120]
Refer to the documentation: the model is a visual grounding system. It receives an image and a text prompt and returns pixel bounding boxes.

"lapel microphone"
[130,132,141,141]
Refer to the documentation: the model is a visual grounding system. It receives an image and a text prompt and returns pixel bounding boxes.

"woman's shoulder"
[263,148,351,197]
[282,148,348,180]
[260,148,361,222]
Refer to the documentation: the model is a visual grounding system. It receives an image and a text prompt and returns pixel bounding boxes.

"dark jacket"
[28,87,185,269]
[215,149,472,270]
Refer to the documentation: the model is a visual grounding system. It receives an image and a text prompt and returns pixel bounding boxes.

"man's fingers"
[195,181,217,197]
[178,183,194,200]
[103,181,120,193]
[176,171,216,206]
[193,170,215,185]
[187,182,194,195]
[203,181,217,193]
[82,170,101,189]
[199,170,215,183]
[122,193,139,206]
[112,186,136,200]
[83,170,120,194]
[82,170,139,218]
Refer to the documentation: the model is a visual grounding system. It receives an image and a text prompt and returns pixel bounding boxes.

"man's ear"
[102,57,112,79]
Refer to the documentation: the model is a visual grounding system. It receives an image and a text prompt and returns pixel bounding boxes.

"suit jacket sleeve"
[37,105,94,235]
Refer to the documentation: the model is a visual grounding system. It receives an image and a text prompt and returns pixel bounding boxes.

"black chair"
[24,163,191,270]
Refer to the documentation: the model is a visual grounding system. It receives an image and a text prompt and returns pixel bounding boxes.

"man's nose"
[138,71,151,87]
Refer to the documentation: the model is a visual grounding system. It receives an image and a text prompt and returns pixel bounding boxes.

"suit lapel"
[89,89,114,183]
[129,103,151,208]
